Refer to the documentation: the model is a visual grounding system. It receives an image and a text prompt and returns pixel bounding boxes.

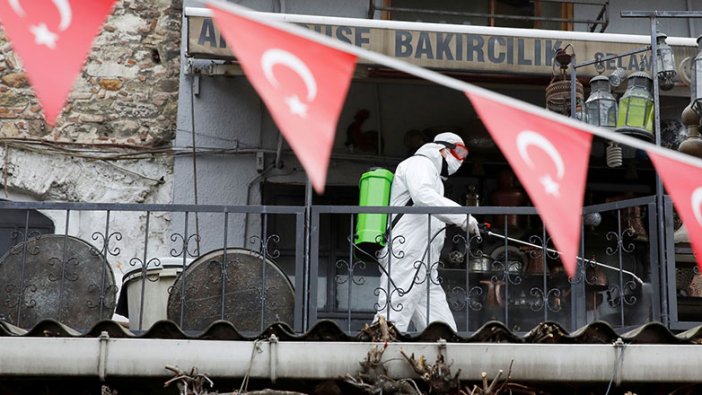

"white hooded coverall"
[374,140,474,332]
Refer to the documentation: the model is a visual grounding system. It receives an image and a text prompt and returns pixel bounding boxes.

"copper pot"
[490,246,526,274]
[490,171,526,230]
[469,255,493,273]
[585,265,609,290]
[480,279,505,307]
[520,246,545,274]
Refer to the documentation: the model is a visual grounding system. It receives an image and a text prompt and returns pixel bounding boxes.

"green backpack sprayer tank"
[355,168,393,253]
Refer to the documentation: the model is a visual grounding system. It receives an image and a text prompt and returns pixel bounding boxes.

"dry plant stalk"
[164,365,214,395]
[461,361,542,395]
[344,342,420,394]
[400,349,461,394]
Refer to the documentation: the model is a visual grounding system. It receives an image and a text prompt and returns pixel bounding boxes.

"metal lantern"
[586,75,621,167]
[615,71,654,141]
[585,75,617,128]
[656,32,676,91]
[692,35,702,117]
[545,48,584,118]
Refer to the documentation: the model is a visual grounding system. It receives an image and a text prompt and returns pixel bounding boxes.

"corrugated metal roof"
[2,319,702,345]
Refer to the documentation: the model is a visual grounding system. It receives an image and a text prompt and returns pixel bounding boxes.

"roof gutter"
[1,334,702,383]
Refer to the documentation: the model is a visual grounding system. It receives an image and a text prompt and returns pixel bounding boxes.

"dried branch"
[358,316,399,344]
[344,346,418,394]
[400,348,460,394]
[164,365,214,395]
[465,361,543,395]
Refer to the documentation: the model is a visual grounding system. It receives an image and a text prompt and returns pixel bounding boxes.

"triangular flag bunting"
[466,91,592,277]
[649,151,702,272]
[0,0,116,125]
[208,1,358,194]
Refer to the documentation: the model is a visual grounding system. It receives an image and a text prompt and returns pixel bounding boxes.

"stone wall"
[0,0,182,146]
[0,0,181,205]
[0,0,184,294]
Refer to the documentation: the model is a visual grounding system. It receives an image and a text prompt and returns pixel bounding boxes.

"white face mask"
[445,154,463,176]
[440,154,463,180]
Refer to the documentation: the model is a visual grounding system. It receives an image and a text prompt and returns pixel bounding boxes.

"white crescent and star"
[8,0,25,17]
[9,0,73,50]
[53,0,72,31]
[516,130,566,197]
[261,48,318,118]
[691,186,702,226]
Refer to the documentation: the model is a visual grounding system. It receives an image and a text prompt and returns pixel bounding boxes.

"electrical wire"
[0,137,276,160]
[605,339,626,395]
[0,137,404,166]
[239,339,264,394]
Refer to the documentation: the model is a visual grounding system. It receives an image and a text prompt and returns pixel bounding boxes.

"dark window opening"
[0,202,55,258]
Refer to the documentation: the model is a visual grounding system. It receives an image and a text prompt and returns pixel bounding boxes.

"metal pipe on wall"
[243,98,271,246]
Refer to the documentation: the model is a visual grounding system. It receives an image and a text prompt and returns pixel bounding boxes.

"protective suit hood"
[412,142,444,175]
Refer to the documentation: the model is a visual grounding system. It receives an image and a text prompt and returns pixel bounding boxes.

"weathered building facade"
[3,1,702,392]
[0,0,182,281]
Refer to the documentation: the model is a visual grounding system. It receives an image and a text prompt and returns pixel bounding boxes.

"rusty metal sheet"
[0,234,116,330]
[167,248,294,333]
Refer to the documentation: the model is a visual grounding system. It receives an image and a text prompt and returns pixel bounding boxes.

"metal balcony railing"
[368,0,610,33]
[0,196,677,336]
[312,196,658,333]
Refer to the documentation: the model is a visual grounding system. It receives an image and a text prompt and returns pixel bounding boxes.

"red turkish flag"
[466,91,592,277]
[0,0,116,125]
[208,2,357,194]
[649,152,702,271]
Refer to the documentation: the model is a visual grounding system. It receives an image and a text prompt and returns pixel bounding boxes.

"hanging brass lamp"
[545,46,584,118]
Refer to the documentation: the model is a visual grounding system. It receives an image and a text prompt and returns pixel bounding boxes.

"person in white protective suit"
[374,132,480,332]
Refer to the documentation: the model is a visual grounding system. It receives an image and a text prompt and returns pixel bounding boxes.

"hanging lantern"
[585,75,617,128]
[608,67,627,88]
[545,47,584,118]
[615,71,654,142]
[585,75,621,167]
[656,32,676,91]
[692,35,702,117]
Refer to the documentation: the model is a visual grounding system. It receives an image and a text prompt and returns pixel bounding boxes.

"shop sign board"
[187,14,698,79]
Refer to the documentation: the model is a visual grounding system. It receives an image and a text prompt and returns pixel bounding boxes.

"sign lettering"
[187,15,696,78]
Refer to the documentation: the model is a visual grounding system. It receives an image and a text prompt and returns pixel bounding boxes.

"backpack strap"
[386,198,413,241]
[384,153,428,241]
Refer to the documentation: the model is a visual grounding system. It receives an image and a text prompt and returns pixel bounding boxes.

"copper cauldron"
[585,263,609,291]
[468,254,493,273]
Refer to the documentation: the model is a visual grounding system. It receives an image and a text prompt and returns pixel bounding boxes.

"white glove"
[461,215,481,241]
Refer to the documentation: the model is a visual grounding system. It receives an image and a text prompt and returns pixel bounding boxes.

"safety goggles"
[436,141,469,161]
